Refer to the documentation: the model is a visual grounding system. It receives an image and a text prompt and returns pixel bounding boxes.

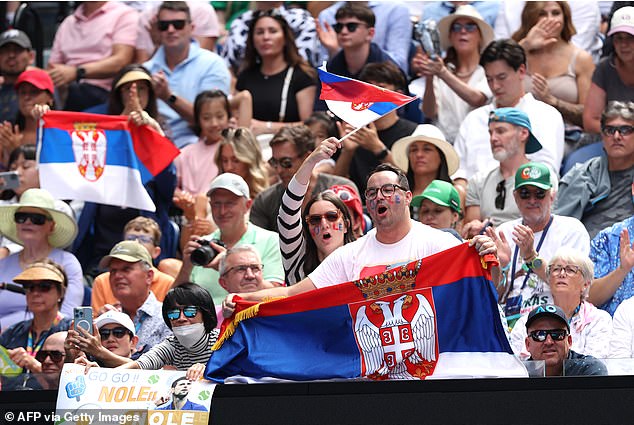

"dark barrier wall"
[1,377,634,424]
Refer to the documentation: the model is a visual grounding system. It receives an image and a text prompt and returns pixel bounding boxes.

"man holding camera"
[174,173,284,307]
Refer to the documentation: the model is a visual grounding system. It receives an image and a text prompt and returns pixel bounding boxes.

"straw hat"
[391,124,459,176]
[438,4,495,52]
[13,261,66,287]
[114,70,152,90]
[0,188,78,248]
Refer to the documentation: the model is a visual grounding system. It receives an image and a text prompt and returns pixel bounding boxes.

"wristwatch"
[167,94,177,105]
[524,257,543,271]
[76,66,86,82]
[375,147,389,160]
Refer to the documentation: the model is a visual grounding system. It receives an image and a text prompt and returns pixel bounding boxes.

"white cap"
[207,173,250,198]
[609,6,634,37]
[95,311,135,336]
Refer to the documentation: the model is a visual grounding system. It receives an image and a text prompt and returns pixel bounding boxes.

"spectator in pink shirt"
[47,1,138,111]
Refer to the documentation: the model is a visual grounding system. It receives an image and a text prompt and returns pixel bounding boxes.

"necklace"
[454,67,477,78]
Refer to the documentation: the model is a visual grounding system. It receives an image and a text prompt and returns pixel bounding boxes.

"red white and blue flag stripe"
[318,68,417,128]
[205,244,526,382]
[37,111,179,212]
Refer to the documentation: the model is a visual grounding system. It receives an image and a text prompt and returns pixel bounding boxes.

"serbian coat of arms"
[70,124,107,182]
[351,289,438,380]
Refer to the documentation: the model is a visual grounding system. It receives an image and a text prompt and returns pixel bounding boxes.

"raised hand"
[521,17,561,51]
[487,226,511,268]
[511,223,536,260]
[619,228,634,272]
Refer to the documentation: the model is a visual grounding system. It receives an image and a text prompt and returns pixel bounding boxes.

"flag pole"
[337,125,364,144]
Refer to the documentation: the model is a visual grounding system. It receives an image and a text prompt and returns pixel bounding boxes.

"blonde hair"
[124,216,161,246]
[215,128,269,198]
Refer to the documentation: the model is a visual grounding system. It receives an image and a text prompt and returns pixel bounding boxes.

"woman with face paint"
[278,137,357,285]
[118,283,218,381]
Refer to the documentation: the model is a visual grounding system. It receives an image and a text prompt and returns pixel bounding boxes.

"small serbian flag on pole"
[318,68,417,129]
[205,244,527,382]
[37,111,180,212]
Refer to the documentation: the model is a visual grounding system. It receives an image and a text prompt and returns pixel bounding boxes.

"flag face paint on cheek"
[368,200,377,211]
[311,225,321,236]
[394,195,401,204]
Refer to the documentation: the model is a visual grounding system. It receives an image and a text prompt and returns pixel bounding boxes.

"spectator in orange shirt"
[91,217,174,313]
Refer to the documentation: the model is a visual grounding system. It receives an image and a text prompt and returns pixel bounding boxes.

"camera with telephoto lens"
[190,239,224,266]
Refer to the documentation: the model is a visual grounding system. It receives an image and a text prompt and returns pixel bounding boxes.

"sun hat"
[411,180,461,214]
[438,4,495,52]
[514,162,552,190]
[114,70,152,90]
[207,173,250,198]
[525,304,569,332]
[15,68,54,94]
[0,188,78,248]
[98,240,153,269]
[391,124,459,175]
[13,261,66,287]
[95,310,136,336]
[608,6,634,37]
[488,108,542,154]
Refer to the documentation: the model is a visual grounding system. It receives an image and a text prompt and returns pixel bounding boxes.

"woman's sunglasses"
[14,212,52,225]
[166,306,199,320]
[23,282,56,293]
[305,211,341,226]
[99,327,132,340]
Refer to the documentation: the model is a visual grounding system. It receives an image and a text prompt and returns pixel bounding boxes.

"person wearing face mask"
[119,283,218,381]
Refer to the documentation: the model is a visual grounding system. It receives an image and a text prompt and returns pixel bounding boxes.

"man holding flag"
[223,162,499,313]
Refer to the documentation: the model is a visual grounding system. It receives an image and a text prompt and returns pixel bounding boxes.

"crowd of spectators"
[2,0,634,389]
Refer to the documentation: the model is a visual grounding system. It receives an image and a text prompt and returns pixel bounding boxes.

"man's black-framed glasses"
[364,184,407,201]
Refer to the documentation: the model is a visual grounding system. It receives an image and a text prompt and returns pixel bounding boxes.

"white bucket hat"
[0,188,78,248]
[438,4,495,52]
[391,124,459,176]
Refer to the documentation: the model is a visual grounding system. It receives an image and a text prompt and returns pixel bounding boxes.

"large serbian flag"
[318,68,417,128]
[205,244,526,382]
[37,111,179,212]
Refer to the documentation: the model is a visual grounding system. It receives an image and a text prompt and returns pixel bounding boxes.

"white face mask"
[172,323,206,349]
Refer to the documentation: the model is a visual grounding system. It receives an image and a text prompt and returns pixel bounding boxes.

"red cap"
[328,184,365,232]
[15,69,54,94]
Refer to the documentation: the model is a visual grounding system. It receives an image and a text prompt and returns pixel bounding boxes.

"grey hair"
[601,101,634,128]
[548,248,594,299]
[218,244,261,276]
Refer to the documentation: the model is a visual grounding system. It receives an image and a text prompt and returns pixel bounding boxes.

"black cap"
[525,304,569,332]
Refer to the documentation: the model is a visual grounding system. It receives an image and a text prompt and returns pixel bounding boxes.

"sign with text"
[55,364,215,425]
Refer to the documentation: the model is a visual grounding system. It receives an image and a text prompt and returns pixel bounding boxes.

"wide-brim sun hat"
[391,124,459,176]
[0,188,78,248]
[438,4,495,53]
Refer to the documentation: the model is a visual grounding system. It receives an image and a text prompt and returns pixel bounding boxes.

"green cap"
[98,240,152,269]
[514,162,552,190]
[411,180,461,214]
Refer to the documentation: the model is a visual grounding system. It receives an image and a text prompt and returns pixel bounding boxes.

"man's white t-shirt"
[309,221,461,288]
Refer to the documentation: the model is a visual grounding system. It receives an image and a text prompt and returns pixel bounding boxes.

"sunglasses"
[158,19,187,31]
[125,234,155,245]
[99,326,132,340]
[268,156,297,169]
[528,329,568,342]
[450,22,479,33]
[517,188,547,200]
[364,184,407,201]
[14,211,52,225]
[222,264,263,276]
[548,264,581,277]
[495,181,506,210]
[166,306,199,321]
[35,350,64,363]
[253,8,284,19]
[23,282,56,293]
[305,210,341,226]
[333,22,368,33]
[602,125,634,136]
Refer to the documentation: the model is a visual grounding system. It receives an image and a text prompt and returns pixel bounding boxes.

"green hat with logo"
[514,162,552,190]
[98,240,152,269]
[411,180,461,214]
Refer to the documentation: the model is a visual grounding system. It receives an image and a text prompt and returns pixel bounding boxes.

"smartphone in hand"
[73,307,94,334]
